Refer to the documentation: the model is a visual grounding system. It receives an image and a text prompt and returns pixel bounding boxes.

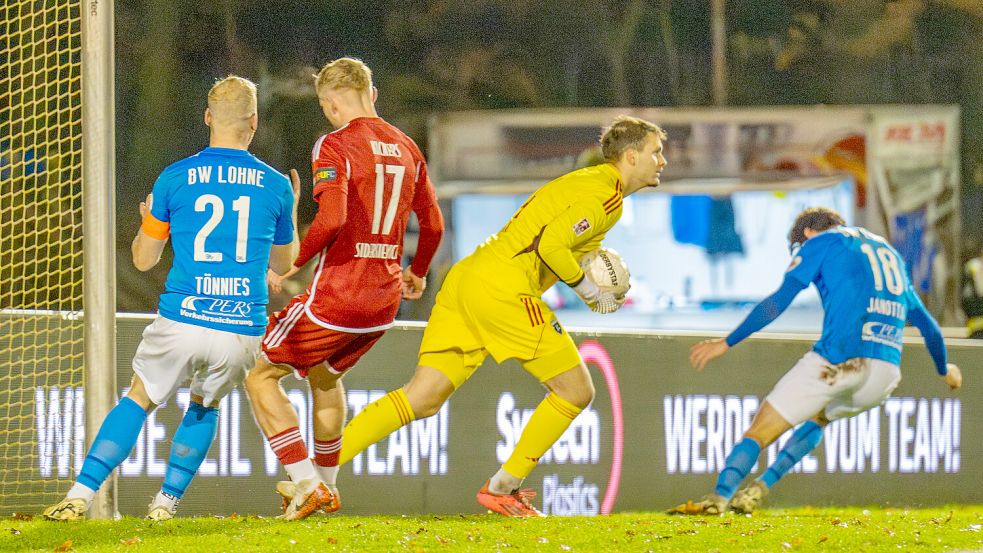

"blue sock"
[76,397,148,492]
[714,438,761,499]
[759,421,823,488]
[161,402,219,499]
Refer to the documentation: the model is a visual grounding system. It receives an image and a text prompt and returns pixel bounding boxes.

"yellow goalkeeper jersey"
[466,163,624,295]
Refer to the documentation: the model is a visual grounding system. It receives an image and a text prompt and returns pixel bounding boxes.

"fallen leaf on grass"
[54,540,72,552]
[11,513,32,521]
[119,537,141,546]
[327,537,338,544]
[8,528,21,535]
[818,536,829,544]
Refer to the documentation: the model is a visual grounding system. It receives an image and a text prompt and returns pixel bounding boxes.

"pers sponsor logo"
[862,321,904,350]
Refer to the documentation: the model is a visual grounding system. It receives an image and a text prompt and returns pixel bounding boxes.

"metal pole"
[711,0,727,105]
[80,0,117,520]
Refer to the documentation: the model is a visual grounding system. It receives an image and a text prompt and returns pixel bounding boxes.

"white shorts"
[131,317,262,407]
[765,351,902,426]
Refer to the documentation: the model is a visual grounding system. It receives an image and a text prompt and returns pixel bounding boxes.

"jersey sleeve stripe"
[311,134,328,163]
[140,213,170,240]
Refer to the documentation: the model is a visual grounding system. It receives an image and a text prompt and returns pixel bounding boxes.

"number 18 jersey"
[148,147,295,335]
[786,226,923,365]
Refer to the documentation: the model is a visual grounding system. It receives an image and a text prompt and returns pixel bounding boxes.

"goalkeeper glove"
[572,277,624,314]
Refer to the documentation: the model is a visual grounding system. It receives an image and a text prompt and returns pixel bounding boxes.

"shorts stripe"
[265,303,305,348]
[533,303,545,325]
[521,298,538,327]
[263,303,303,346]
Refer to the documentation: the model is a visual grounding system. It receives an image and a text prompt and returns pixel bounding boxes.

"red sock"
[269,427,308,465]
[313,437,341,467]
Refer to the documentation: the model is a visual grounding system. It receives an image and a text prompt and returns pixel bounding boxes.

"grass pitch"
[2,506,981,552]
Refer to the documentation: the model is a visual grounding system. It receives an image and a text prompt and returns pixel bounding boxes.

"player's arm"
[906,290,962,389]
[132,192,169,272]
[403,162,445,299]
[291,178,347,268]
[536,200,599,286]
[689,275,808,370]
[536,198,622,313]
[269,169,301,276]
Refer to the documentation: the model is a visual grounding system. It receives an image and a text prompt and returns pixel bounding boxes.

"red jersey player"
[244,57,444,520]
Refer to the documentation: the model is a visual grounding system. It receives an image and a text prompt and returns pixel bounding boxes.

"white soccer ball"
[579,247,630,296]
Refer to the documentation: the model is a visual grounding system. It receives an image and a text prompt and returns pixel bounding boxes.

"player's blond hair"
[207,76,257,133]
[600,116,667,163]
[314,57,373,97]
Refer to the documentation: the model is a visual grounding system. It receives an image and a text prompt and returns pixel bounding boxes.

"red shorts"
[262,295,385,377]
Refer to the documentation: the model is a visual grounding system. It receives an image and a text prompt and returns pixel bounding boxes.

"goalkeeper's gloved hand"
[572,277,623,314]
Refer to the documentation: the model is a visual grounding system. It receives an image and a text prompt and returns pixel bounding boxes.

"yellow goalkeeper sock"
[339,388,415,466]
[502,393,582,480]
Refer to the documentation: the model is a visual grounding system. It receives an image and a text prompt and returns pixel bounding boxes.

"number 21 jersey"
[148,147,295,335]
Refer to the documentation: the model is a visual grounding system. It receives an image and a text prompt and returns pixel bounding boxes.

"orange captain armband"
[140,213,170,240]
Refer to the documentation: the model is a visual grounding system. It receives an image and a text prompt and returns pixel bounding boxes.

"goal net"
[0,0,85,513]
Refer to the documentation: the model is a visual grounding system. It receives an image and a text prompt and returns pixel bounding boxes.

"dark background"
[112,0,983,312]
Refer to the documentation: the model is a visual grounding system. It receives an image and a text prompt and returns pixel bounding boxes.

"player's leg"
[338,273,481,467]
[719,400,792,495]
[245,355,334,520]
[43,317,198,520]
[42,375,156,520]
[309,363,345,494]
[730,413,827,514]
[248,300,348,520]
[735,357,899,512]
[490,361,593,497]
[149,330,260,520]
[680,352,845,515]
[148,392,219,520]
[476,297,585,517]
[338,363,460,466]
[245,356,319,482]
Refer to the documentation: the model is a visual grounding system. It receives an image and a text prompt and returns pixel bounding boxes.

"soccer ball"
[579,247,630,296]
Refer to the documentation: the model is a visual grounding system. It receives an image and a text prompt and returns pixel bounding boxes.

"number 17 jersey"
[148,147,295,335]
[303,117,441,331]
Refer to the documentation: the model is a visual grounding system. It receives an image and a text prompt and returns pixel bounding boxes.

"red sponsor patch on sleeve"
[573,217,591,236]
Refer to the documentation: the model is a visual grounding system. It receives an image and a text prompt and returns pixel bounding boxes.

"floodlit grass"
[2,506,982,552]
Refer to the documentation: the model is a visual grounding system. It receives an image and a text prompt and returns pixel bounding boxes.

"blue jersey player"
[43,76,300,521]
[672,207,963,515]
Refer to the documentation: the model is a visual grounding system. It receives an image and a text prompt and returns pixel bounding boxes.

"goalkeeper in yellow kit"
[339,116,666,517]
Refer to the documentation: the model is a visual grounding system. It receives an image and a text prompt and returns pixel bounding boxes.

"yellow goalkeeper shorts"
[418,258,582,389]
